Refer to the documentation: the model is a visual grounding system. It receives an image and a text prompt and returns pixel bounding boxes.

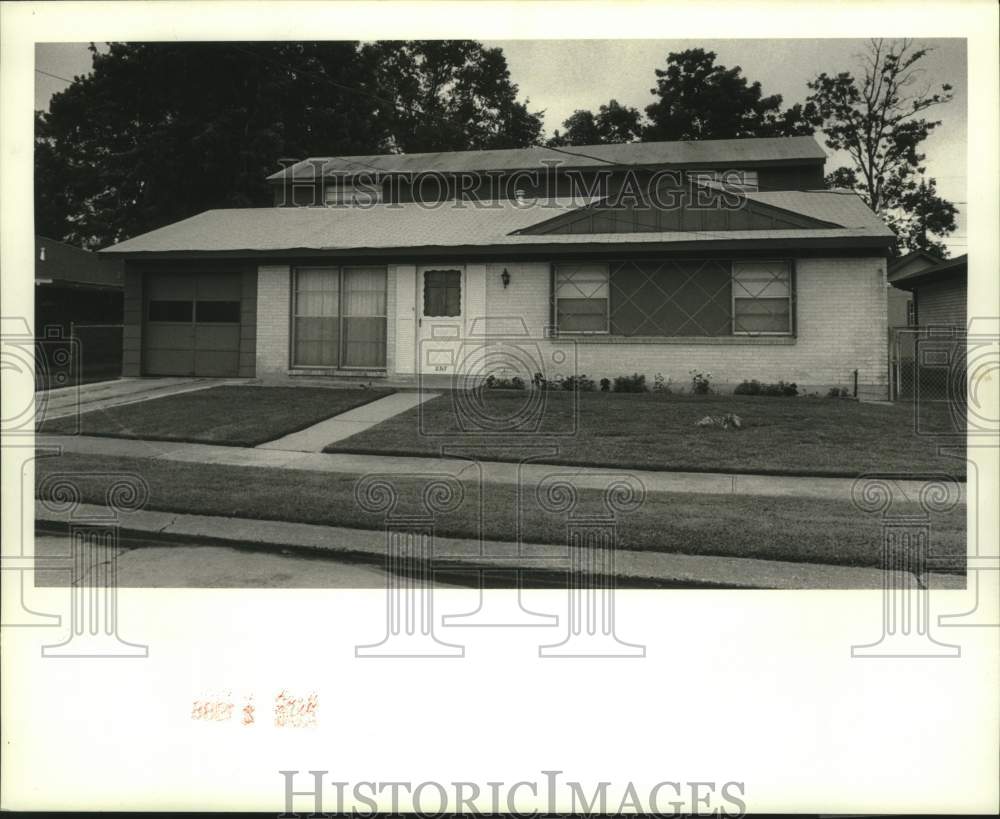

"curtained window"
[342,267,388,367]
[553,259,793,337]
[554,264,610,333]
[292,266,388,368]
[732,261,793,335]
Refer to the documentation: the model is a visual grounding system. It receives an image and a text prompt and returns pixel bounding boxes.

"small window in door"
[423,270,461,317]
[148,300,193,322]
[196,301,241,323]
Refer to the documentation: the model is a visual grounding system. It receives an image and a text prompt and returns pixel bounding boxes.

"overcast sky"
[36,38,967,253]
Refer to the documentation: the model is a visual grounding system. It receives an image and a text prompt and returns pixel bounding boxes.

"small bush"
[561,374,596,392]
[735,379,798,397]
[652,373,674,394]
[689,369,713,395]
[599,378,611,392]
[613,373,648,393]
[531,372,559,391]
[827,386,850,398]
[483,374,526,390]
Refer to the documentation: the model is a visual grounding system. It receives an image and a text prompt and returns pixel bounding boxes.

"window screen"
[609,260,731,336]
[555,264,609,333]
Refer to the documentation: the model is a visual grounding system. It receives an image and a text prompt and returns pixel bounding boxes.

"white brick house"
[104,136,895,398]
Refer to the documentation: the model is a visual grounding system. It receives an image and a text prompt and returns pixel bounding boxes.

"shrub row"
[482,373,841,397]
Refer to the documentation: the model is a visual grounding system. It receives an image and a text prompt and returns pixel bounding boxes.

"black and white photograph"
[2,1,997,814]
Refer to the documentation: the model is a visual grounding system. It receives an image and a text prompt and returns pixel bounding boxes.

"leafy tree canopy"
[806,39,957,256]
[547,99,643,146]
[366,40,543,153]
[36,40,543,247]
[643,48,815,141]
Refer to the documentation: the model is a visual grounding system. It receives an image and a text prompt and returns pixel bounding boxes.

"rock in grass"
[696,413,743,430]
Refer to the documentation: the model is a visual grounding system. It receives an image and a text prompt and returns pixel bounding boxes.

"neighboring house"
[888,252,967,328]
[885,253,967,401]
[102,135,895,398]
[35,236,124,386]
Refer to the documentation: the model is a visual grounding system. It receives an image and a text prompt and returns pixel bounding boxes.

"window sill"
[559,335,796,345]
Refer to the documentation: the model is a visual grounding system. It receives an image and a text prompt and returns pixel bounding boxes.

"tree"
[643,49,814,141]
[548,99,643,147]
[36,40,543,248]
[36,42,387,247]
[364,40,543,153]
[806,39,957,255]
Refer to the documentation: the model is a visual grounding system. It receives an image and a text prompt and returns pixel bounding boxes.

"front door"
[416,266,464,376]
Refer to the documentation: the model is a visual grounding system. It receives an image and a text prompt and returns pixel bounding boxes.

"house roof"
[267,136,827,182]
[742,190,889,234]
[35,235,123,288]
[888,249,942,276]
[888,253,967,289]
[101,189,893,257]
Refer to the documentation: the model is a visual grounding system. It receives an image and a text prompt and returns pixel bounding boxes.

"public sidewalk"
[34,501,966,590]
[35,432,965,503]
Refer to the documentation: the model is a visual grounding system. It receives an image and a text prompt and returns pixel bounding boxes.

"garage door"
[143,273,242,376]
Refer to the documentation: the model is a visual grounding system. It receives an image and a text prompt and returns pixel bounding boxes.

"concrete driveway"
[36,376,244,423]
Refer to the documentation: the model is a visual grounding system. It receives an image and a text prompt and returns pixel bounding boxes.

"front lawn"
[35,453,966,573]
[322,391,965,478]
[38,385,393,447]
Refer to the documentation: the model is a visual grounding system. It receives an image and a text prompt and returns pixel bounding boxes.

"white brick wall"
[255,256,890,398]
[255,264,291,380]
[477,257,888,398]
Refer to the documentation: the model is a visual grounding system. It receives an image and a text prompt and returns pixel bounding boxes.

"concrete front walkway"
[37,377,241,422]
[35,432,965,503]
[35,501,966,590]
[257,391,439,452]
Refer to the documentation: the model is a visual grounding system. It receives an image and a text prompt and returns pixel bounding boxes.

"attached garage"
[143,272,242,376]
[121,265,257,378]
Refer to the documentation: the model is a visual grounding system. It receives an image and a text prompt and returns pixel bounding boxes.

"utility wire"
[35,68,75,84]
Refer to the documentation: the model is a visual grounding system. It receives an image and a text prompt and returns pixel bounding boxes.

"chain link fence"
[890,326,967,403]
[73,323,123,385]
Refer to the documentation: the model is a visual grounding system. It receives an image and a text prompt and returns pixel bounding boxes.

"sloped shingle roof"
[102,189,892,256]
[889,253,967,287]
[268,136,827,181]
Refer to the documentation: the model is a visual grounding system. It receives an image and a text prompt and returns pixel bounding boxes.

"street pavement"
[34,532,420,589]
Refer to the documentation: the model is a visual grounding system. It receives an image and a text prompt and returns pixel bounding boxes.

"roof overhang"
[115,235,893,264]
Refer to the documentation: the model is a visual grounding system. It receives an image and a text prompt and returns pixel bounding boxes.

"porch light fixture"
[501,268,511,289]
